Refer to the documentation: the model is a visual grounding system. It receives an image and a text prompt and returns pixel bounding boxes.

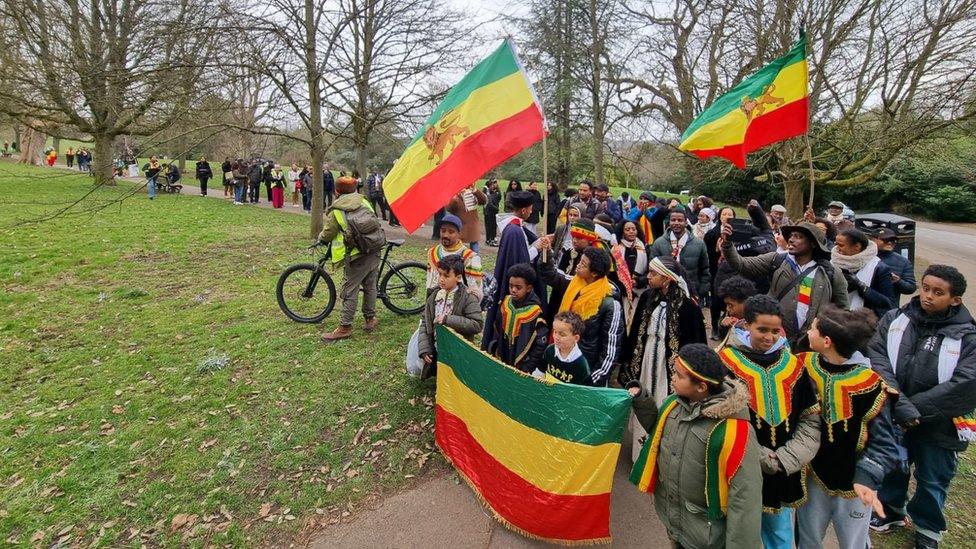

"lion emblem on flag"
[740,84,785,121]
[423,109,470,164]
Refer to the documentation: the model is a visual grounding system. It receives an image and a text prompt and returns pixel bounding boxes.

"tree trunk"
[305,0,324,239]
[93,133,116,185]
[589,0,605,186]
[53,137,61,157]
[18,126,43,165]
[783,179,806,222]
[355,141,367,181]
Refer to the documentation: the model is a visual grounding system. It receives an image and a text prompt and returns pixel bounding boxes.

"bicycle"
[276,239,427,323]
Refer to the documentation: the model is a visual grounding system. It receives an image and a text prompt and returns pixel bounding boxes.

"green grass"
[0,162,440,546]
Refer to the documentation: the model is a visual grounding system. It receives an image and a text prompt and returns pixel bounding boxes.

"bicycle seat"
[388,239,405,247]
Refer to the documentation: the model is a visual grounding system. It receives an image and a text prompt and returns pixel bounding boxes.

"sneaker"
[233,201,242,206]
[870,512,908,533]
[915,533,939,549]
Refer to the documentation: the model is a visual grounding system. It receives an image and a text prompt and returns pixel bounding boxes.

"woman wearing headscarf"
[692,207,716,241]
[619,256,707,461]
[830,228,896,319]
[612,219,649,331]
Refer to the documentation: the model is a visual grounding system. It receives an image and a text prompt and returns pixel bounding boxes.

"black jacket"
[538,258,623,387]
[247,164,262,183]
[878,250,917,301]
[262,164,273,183]
[195,161,212,179]
[841,260,896,320]
[868,299,976,450]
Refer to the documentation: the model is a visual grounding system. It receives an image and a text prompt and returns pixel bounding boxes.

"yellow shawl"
[558,276,613,320]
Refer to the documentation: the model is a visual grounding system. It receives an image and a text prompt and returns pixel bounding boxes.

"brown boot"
[364,317,379,332]
[321,325,353,342]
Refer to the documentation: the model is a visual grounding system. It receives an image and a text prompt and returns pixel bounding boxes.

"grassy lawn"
[0,162,439,546]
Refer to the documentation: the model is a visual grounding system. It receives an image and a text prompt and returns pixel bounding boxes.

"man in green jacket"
[720,221,848,349]
[318,176,385,341]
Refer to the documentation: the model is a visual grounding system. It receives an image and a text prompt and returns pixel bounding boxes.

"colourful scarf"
[428,243,481,280]
[631,395,750,519]
[720,347,803,446]
[611,245,634,299]
[558,275,612,321]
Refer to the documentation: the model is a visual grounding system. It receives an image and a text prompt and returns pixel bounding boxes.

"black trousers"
[265,181,273,201]
[249,181,260,202]
[199,177,209,195]
[370,194,388,220]
[484,209,498,242]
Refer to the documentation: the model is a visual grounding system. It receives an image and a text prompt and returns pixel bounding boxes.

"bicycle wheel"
[276,263,337,323]
[380,260,427,315]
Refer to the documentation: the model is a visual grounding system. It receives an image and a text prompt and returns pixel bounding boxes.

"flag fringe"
[435,440,613,546]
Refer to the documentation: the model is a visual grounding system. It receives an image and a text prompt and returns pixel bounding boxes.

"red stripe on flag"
[390,105,545,233]
[434,404,611,543]
[687,97,808,170]
[742,97,809,154]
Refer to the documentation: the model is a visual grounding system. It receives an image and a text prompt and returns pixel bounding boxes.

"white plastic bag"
[405,327,424,377]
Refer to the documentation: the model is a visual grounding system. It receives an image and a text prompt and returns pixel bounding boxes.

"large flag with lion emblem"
[679,33,809,168]
[383,40,546,233]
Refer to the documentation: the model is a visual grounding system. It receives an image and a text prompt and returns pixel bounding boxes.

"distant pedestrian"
[195,157,212,196]
[288,163,301,207]
[144,156,161,200]
[483,180,501,246]
[263,160,274,202]
[247,161,262,203]
[271,165,285,208]
[221,157,232,198]
[46,149,57,167]
[66,147,75,168]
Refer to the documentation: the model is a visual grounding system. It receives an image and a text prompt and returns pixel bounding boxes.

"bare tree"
[0,0,223,185]
[612,0,976,216]
[229,0,356,237]
[326,0,472,178]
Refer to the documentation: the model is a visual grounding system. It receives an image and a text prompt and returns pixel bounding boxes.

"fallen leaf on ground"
[112,405,125,414]
[30,531,45,543]
[198,438,217,452]
[258,503,272,517]
[170,514,198,533]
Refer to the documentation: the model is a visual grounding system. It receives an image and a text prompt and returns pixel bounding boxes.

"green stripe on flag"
[435,325,631,446]
[681,36,806,140]
[408,41,520,146]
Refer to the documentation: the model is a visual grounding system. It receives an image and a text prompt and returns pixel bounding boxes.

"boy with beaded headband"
[628,344,762,548]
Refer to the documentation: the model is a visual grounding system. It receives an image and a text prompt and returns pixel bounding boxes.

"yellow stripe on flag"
[716,424,737,511]
[437,363,621,497]
[384,73,536,202]
[680,60,808,152]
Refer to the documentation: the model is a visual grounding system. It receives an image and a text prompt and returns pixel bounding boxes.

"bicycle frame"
[309,242,399,297]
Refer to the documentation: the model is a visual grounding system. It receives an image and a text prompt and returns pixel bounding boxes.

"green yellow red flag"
[679,34,809,168]
[383,40,546,233]
[434,325,631,545]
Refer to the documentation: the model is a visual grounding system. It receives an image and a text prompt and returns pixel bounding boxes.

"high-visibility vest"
[330,197,376,265]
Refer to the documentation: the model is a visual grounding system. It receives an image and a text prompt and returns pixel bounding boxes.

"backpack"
[343,204,386,254]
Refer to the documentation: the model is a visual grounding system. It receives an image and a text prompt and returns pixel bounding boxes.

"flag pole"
[804,132,815,210]
[541,130,550,261]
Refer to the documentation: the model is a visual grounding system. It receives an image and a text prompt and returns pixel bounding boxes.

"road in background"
[916,221,976,310]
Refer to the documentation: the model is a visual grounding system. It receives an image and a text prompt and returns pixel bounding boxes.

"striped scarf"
[795,266,814,332]
[631,395,750,519]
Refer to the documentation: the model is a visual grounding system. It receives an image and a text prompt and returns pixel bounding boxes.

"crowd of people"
[308,174,972,549]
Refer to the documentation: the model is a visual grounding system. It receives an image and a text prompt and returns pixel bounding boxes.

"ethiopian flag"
[679,34,809,168]
[383,40,546,233]
[434,325,631,545]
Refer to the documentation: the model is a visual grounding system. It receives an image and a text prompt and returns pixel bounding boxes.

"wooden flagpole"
[804,133,815,210]
[541,130,550,261]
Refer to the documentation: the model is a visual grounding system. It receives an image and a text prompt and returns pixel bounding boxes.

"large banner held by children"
[433,326,631,545]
